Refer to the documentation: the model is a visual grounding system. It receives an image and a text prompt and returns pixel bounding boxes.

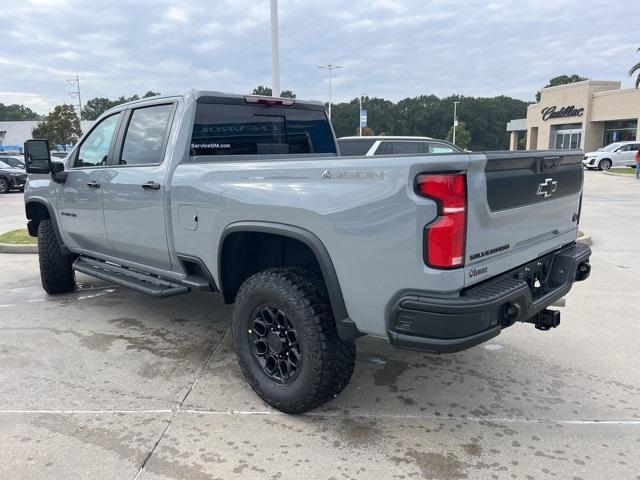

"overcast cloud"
[1,0,639,114]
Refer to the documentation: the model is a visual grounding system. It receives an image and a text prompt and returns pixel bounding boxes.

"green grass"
[0,229,36,245]
[608,167,636,175]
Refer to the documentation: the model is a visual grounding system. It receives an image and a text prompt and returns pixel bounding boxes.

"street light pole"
[359,95,363,136]
[452,101,460,146]
[317,64,342,119]
[452,102,460,145]
[270,0,280,97]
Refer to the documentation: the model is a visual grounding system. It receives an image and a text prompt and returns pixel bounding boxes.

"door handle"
[141,181,161,190]
[87,181,100,188]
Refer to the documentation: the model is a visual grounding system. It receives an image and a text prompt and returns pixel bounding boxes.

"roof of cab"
[339,136,433,141]
[101,90,325,115]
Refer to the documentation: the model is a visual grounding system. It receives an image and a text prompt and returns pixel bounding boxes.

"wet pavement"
[0,171,638,479]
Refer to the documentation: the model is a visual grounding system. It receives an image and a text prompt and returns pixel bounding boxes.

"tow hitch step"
[73,257,189,298]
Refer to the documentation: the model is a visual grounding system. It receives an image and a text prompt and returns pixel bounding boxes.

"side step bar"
[73,257,189,298]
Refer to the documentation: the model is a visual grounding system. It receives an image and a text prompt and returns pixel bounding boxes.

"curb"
[577,234,592,246]
[0,242,38,254]
[602,171,635,178]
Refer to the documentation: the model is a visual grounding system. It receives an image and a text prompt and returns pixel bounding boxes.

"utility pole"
[317,64,342,119]
[67,75,82,118]
[452,101,460,145]
[269,0,280,97]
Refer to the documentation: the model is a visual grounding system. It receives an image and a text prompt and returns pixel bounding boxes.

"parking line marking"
[0,409,172,414]
[1,409,638,425]
[178,410,640,425]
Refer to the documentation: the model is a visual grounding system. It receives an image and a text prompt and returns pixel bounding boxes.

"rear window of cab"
[190,103,337,157]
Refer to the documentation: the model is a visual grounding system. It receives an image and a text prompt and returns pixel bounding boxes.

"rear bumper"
[387,242,591,354]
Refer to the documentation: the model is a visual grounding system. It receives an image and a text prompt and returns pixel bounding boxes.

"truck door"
[57,112,123,255]
[101,103,175,271]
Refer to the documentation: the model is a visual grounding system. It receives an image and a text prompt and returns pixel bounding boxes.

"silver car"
[582,141,640,170]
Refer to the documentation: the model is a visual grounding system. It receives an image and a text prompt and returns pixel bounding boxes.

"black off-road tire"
[0,178,9,194]
[232,267,356,414]
[38,219,76,294]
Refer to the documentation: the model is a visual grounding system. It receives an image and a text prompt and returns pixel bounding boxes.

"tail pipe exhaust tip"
[576,262,591,282]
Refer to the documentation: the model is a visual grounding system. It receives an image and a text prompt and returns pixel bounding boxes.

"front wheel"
[0,178,9,194]
[598,159,612,171]
[232,267,356,414]
[38,219,76,294]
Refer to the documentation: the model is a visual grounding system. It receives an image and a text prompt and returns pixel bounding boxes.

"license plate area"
[510,252,555,301]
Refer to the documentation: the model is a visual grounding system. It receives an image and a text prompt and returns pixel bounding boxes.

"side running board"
[73,257,189,298]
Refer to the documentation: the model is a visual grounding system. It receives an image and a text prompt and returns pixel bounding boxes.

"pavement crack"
[132,327,229,480]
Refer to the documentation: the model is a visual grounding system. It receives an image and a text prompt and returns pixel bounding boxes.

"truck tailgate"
[464,150,583,287]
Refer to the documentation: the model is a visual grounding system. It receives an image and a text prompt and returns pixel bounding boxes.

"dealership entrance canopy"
[507,80,640,152]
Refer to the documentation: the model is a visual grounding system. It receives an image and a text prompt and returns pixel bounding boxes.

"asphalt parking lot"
[0,171,638,480]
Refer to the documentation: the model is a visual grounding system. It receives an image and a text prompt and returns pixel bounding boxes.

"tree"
[356,126,374,136]
[81,97,116,120]
[81,92,162,120]
[0,103,40,121]
[32,104,82,149]
[446,121,471,150]
[251,86,296,98]
[535,74,587,102]
[629,47,640,88]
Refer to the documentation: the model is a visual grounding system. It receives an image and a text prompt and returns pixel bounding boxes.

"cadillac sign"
[541,105,584,121]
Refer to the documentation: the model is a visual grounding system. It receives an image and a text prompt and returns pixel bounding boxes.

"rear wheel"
[0,178,9,194]
[232,267,356,414]
[38,219,76,294]
[598,159,612,171]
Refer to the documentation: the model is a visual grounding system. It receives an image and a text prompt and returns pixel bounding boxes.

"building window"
[602,120,637,146]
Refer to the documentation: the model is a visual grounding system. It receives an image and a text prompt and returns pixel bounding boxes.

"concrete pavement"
[0,171,638,479]
[0,191,27,233]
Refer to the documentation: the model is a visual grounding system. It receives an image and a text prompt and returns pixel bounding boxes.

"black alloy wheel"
[249,305,301,383]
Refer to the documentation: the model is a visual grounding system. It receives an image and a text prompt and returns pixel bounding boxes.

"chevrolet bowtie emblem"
[537,178,558,198]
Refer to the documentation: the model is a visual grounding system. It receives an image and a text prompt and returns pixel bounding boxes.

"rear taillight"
[416,173,467,269]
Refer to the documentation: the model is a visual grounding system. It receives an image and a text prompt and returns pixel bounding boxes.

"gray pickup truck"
[23,91,591,413]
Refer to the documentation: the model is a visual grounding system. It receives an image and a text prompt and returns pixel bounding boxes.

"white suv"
[583,141,640,170]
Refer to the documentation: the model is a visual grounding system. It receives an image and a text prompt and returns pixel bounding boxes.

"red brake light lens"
[416,173,467,269]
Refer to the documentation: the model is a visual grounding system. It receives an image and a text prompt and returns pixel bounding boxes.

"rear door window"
[191,103,336,157]
[120,104,174,166]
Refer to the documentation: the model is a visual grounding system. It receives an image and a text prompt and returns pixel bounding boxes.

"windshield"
[0,160,12,169]
[599,143,622,152]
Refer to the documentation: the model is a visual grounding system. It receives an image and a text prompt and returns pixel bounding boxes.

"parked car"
[338,136,462,156]
[23,91,591,413]
[582,141,640,170]
[0,160,27,193]
[0,155,26,170]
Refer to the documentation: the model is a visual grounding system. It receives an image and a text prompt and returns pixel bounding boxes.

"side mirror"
[24,139,52,174]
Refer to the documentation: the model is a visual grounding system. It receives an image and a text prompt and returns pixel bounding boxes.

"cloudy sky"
[2,0,639,114]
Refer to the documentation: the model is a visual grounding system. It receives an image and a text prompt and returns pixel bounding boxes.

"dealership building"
[507,80,640,152]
